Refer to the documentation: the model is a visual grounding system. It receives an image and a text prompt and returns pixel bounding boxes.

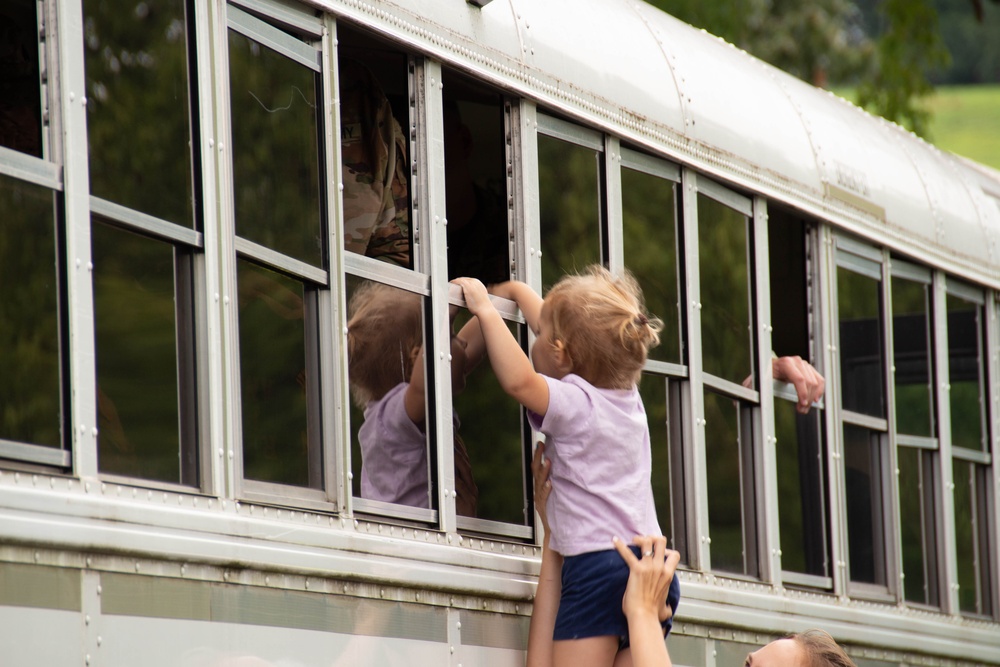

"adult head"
[746,630,857,667]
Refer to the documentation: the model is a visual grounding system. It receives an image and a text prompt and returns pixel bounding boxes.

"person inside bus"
[528,446,857,667]
[346,280,482,516]
[454,266,680,667]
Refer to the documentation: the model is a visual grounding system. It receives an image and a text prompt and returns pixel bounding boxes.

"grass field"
[832,84,1000,171]
[924,84,1000,171]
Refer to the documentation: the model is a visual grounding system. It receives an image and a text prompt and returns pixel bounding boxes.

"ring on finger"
[642,550,653,557]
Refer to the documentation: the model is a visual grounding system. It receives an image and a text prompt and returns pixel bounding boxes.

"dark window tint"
[0,2,43,157]
[893,278,933,437]
[947,293,987,453]
[898,447,938,606]
[838,266,884,417]
[843,424,885,585]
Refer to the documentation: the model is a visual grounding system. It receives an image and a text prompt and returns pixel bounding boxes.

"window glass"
[442,71,510,285]
[229,28,322,266]
[238,260,319,488]
[93,222,197,483]
[892,277,933,437]
[953,459,993,616]
[537,133,601,289]
[843,423,885,585]
[837,266,884,417]
[1,2,43,157]
[775,399,828,578]
[345,276,433,511]
[640,373,686,558]
[704,390,756,576]
[947,292,987,453]
[623,167,680,364]
[453,309,524,523]
[698,194,752,385]
[898,447,938,606]
[0,176,60,448]
[338,30,412,268]
[83,0,195,226]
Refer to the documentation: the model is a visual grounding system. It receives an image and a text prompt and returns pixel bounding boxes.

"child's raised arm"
[452,277,549,416]
[488,280,544,334]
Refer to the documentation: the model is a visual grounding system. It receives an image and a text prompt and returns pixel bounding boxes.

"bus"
[1,0,999,664]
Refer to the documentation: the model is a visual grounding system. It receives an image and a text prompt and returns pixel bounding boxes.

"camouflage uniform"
[339,59,411,266]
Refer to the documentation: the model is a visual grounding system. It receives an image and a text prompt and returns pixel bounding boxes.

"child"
[453,266,680,667]
[346,281,482,516]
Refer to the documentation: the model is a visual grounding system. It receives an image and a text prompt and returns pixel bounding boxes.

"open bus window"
[93,221,198,485]
[537,116,603,290]
[640,373,687,560]
[0,3,43,157]
[346,277,435,514]
[768,209,830,586]
[83,0,196,228]
[337,28,412,269]
[0,174,61,451]
[441,70,510,284]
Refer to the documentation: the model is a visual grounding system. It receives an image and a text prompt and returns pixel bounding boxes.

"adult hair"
[346,281,423,406]
[545,265,662,389]
[788,629,857,667]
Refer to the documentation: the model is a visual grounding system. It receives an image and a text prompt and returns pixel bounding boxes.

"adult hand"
[531,441,552,536]
[772,355,825,414]
[613,535,679,623]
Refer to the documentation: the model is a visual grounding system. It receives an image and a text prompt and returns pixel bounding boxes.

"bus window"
[891,264,939,607]
[698,194,753,387]
[704,389,758,576]
[768,210,830,586]
[93,221,198,485]
[946,283,993,617]
[843,424,887,587]
[537,116,603,289]
[0,3,43,157]
[442,70,510,285]
[0,175,61,451]
[83,0,196,228]
[338,28,412,269]
[345,277,435,515]
[837,264,885,418]
[640,373,687,560]
[227,6,328,495]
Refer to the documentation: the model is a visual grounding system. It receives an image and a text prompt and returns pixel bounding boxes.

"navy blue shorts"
[553,546,681,648]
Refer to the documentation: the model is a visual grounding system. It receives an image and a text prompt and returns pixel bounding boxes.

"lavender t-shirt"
[360,382,429,508]
[528,374,660,556]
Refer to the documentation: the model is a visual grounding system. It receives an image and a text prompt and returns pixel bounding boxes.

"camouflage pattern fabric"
[339,59,411,267]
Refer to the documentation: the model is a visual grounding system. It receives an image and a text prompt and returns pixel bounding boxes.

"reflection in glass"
[83,0,194,226]
[454,310,523,522]
[698,195,752,385]
[0,177,60,447]
[640,374,685,556]
[843,424,885,585]
[838,266,884,417]
[538,134,601,290]
[892,277,933,436]
[93,223,196,483]
[0,2,43,156]
[775,399,828,578]
[443,72,510,284]
[704,390,755,575]
[238,260,317,488]
[229,30,322,266]
[947,293,987,453]
[898,447,938,606]
[623,168,680,364]
[345,277,433,510]
[953,460,992,616]
[338,49,412,268]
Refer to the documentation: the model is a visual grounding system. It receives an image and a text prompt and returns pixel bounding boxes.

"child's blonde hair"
[346,281,423,406]
[545,265,662,389]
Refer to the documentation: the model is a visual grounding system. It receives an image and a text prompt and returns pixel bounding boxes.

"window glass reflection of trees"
[0,176,60,448]
[83,0,196,227]
[838,266,885,418]
[698,195,752,385]
[946,292,987,453]
[623,167,680,364]
[93,222,197,484]
[537,133,601,289]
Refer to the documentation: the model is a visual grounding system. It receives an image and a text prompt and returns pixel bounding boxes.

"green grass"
[924,84,1000,171]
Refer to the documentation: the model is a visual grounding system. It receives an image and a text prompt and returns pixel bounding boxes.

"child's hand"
[452,277,493,317]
